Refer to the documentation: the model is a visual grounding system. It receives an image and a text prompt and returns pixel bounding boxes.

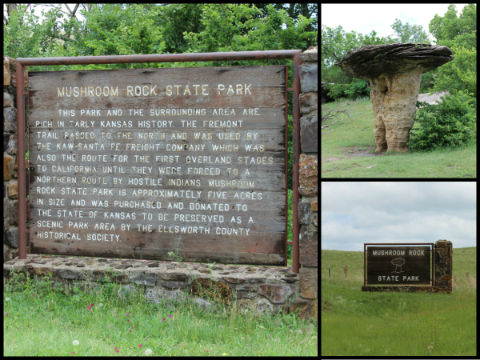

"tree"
[156,4,202,53]
[429,4,476,48]
[251,3,318,32]
[4,4,18,24]
[429,4,476,96]
[4,4,317,61]
[321,25,395,84]
[183,4,316,54]
[358,30,394,46]
[321,25,359,84]
[3,4,43,58]
[391,18,430,43]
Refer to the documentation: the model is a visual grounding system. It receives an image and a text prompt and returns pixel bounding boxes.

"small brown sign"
[365,245,432,285]
[27,65,287,264]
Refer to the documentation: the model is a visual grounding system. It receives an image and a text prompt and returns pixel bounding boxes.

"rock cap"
[337,43,453,80]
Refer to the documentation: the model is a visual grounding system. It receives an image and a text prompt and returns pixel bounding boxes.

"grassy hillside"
[321,247,477,356]
[321,98,477,178]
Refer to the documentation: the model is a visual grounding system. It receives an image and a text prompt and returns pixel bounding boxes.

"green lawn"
[5,189,298,356]
[321,98,477,178]
[4,272,317,356]
[321,247,476,356]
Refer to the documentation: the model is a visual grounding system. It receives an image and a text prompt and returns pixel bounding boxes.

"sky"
[322,182,476,251]
[321,4,470,43]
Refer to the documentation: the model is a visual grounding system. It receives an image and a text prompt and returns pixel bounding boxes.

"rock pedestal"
[337,43,453,152]
[370,71,422,152]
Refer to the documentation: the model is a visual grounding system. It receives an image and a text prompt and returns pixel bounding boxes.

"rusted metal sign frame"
[15,50,302,273]
[364,243,435,287]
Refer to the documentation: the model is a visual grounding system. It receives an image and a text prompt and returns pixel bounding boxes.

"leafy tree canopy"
[428,4,476,96]
[321,25,394,84]
[4,3,317,71]
[391,18,430,43]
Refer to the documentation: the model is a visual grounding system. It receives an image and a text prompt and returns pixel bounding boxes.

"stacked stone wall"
[294,47,318,319]
[4,254,300,315]
[434,239,452,293]
[4,56,20,261]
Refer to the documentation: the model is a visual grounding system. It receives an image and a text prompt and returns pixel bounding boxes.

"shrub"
[325,80,370,101]
[344,79,370,99]
[408,91,476,151]
[325,83,347,100]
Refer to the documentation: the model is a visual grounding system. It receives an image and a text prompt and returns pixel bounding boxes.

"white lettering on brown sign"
[28,66,287,265]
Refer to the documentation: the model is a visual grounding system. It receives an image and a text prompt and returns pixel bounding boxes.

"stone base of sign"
[296,46,318,321]
[362,240,453,293]
[4,254,301,316]
[434,239,453,293]
[4,56,20,264]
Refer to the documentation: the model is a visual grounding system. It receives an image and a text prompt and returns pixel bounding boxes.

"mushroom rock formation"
[337,43,453,152]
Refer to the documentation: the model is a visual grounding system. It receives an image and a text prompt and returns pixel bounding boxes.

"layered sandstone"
[337,43,453,152]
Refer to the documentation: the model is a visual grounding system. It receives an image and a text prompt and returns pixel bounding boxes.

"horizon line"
[322,245,476,251]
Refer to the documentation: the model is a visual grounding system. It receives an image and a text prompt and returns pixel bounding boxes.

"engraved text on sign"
[28,66,287,264]
[366,246,431,285]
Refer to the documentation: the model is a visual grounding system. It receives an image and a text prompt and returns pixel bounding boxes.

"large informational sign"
[27,66,287,264]
[365,244,432,285]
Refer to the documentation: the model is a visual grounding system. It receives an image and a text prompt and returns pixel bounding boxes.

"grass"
[6,178,298,356]
[321,97,477,178]
[9,141,299,356]
[321,247,476,356]
[4,271,317,356]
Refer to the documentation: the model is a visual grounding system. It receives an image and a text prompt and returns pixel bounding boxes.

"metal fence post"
[16,61,27,259]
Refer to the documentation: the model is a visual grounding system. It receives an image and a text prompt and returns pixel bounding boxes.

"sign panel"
[27,66,287,264]
[366,245,432,285]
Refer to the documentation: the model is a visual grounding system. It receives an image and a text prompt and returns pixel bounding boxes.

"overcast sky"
[321,3,470,43]
[322,182,476,250]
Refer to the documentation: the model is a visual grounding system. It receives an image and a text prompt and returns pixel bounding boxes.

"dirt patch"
[343,146,383,157]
